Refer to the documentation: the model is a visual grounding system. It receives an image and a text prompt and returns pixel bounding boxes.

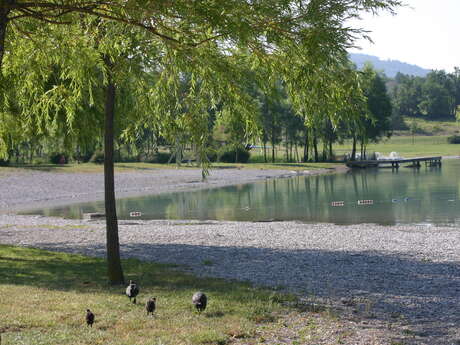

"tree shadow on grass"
[11,164,68,172]
[0,244,263,305]
[1,242,459,343]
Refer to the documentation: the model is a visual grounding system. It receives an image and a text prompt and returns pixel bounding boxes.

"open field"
[335,135,460,158]
[249,135,460,162]
[396,117,459,136]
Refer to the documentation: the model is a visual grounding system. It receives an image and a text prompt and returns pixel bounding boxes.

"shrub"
[74,151,95,163]
[150,152,174,164]
[206,148,219,163]
[89,151,105,164]
[115,155,139,163]
[218,146,250,163]
[49,152,68,164]
[447,135,460,144]
[0,158,9,166]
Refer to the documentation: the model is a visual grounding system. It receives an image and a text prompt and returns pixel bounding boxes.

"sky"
[348,0,459,72]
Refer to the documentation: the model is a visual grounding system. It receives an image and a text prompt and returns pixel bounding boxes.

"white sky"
[348,0,460,72]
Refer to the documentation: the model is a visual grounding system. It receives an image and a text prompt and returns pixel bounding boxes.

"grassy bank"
[0,245,297,345]
[335,135,460,158]
[249,135,459,161]
[0,240,418,345]
[0,161,339,175]
[397,117,459,136]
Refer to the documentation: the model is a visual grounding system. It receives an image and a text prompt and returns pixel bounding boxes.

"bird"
[126,280,139,304]
[192,291,207,313]
[145,297,156,316]
[86,309,95,327]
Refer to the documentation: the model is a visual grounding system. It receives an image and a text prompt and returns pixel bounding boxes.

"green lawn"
[0,245,299,345]
[249,135,459,161]
[335,135,460,158]
[0,161,340,175]
[398,117,460,136]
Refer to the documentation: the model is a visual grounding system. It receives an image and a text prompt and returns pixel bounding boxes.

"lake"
[29,159,460,226]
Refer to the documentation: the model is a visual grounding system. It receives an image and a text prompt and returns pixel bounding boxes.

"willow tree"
[2,0,401,284]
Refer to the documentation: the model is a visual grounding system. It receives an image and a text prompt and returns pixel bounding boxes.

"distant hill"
[349,53,431,78]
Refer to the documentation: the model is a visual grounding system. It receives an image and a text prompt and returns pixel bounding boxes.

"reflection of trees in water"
[38,161,460,225]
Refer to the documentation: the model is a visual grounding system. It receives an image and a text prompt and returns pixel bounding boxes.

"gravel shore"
[0,167,333,213]
[0,167,459,344]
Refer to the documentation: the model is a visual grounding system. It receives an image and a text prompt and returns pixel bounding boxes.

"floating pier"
[346,156,442,169]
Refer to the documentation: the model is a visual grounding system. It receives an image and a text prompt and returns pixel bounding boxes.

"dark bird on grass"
[192,292,207,313]
[146,297,156,315]
[86,309,94,327]
[126,280,139,304]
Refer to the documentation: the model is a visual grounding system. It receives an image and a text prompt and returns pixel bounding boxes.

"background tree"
[358,64,393,157]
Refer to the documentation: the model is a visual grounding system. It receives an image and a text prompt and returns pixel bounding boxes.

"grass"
[335,135,460,158]
[0,162,189,174]
[0,161,340,175]
[398,117,460,136]
[0,245,295,345]
[0,245,415,344]
[249,135,459,162]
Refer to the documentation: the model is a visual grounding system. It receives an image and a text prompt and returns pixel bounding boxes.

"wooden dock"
[346,156,442,169]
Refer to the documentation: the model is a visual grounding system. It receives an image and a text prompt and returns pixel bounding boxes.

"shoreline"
[0,165,346,214]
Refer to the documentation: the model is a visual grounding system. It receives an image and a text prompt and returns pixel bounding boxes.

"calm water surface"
[30,159,460,226]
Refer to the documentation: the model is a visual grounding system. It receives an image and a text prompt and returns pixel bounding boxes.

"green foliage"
[149,152,174,164]
[218,146,251,163]
[89,150,104,164]
[49,152,68,164]
[392,69,460,120]
[361,64,393,142]
[447,135,460,144]
[409,119,426,135]
[1,0,403,169]
[0,0,403,283]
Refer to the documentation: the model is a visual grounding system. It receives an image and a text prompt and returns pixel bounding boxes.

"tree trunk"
[263,140,267,163]
[104,72,125,285]
[313,135,319,162]
[0,5,10,75]
[29,142,34,163]
[351,136,357,161]
[329,140,333,161]
[303,127,309,162]
[284,132,288,162]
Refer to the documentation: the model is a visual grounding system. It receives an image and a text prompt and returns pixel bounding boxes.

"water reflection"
[27,160,460,226]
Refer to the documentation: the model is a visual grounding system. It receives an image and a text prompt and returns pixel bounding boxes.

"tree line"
[1,62,393,165]
[390,68,460,123]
